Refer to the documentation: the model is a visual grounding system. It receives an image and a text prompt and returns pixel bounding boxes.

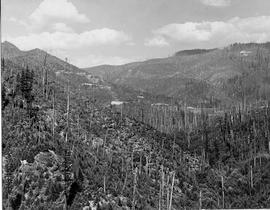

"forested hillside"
[1,43,270,210]
[85,42,270,107]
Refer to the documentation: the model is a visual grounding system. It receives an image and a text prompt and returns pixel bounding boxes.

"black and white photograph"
[1,0,270,209]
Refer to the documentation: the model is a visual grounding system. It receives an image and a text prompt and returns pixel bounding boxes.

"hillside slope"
[1,41,23,58]
[1,42,113,105]
[85,42,270,106]
[1,41,93,87]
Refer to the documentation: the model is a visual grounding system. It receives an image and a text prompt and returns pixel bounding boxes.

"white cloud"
[8,17,18,22]
[51,22,73,32]
[8,17,28,27]
[144,36,169,47]
[200,0,231,7]
[29,0,89,29]
[127,42,136,46]
[149,16,270,47]
[6,28,131,50]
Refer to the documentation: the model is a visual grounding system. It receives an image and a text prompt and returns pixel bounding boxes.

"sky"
[2,0,270,67]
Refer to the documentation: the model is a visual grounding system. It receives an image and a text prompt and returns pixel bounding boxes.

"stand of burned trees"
[122,101,270,167]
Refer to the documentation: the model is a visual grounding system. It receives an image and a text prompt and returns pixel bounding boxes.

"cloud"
[200,0,231,7]
[8,17,28,27]
[144,36,169,47]
[8,17,18,22]
[148,16,270,48]
[73,54,134,68]
[51,23,73,32]
[6,28,131,50]
[126,42,136,46]
[29,0,89,29]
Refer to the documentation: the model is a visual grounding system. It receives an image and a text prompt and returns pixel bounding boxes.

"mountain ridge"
[84,42,270,106]
[174,48,217,56]
[1,41,23,58]
[1,42,81,72]
[1,41,97,89]
[2,41,270,106]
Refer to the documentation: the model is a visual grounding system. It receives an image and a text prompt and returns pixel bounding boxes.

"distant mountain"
[2,41,82,73]
[174,48,216,56]
[1,41,93,87]
[84,42,270,106]
[1,42,114,105]
[1,41,23,58]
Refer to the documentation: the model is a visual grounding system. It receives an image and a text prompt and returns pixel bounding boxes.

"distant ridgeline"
[174,48,217,56]
[85,42,270,108]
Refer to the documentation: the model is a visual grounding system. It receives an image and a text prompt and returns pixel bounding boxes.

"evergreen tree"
[1,58,5,72]
[2,84,9,110]
[17,66,35,115]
